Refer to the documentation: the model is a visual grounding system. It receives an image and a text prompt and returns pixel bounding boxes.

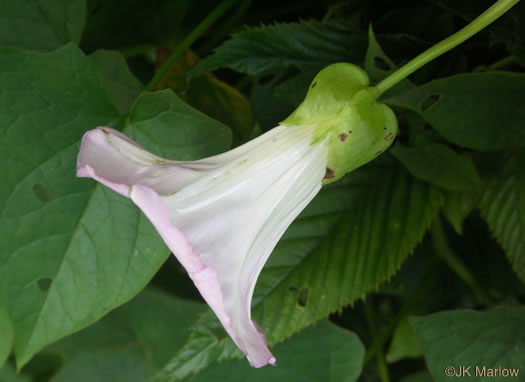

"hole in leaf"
[32,184,57,202]
[419,94,441,112]
[374,56,392,71]
[297,287,309,307]
[37,278,52,291]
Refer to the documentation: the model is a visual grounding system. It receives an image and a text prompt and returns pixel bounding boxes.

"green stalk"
[375,0,519,96]
[364,301,391,382]
[431,218,494,307]
[145,0,239,92]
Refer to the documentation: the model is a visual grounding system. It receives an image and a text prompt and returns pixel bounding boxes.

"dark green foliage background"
[0,0,524,381]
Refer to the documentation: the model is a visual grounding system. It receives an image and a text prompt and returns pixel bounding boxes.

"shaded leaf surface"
[391,142,482,191]
[411,307,525,381]
[89,50,144,115]
[189,321,365,382]
[46,288,206,382]
[480,149,525,282]
[81,0,190,51]
[0,0,85,51]
[386,73,525,150]
[0,306,12,368]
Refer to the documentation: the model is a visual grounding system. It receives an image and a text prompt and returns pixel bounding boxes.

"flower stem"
[431,218,494,307]
[144,0,239,92]
[375,0,519,96]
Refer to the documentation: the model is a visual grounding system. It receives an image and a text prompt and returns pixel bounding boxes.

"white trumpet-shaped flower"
[76,123,328,367]
[76,62,398,368]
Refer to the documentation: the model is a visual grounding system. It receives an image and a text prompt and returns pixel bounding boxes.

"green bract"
[282,63,397,183]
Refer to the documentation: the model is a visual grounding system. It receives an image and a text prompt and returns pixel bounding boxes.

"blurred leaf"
[391,142,482,191]
[0,363,31,382]
[150,311,242,382]
[89,50,144,115]
[0,44,230,367]
[46,288,206,381]
[480,149,525,283]
[251,76,295,131]
[385,73,525,150]
[187,321,364,382]
[411,307,525,382]
[254,158,443,346]
[442,189,480,235]
[400,370,435,382]
[0,0,85,51]
[186,75,255,139]
[273,70,317,107]
[0,306,12,368]
[386,315,422,363]
[81,0,190,51]
[191,20,368,77]
[52,348,147,382]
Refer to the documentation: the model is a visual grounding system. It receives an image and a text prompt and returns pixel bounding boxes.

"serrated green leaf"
[0,306,13,368]
[254,160,443,344]
[0,0,85,51]
[187,321,364,382]
[45,288,206,381]
[385,73,525,150]
[480,149,525,282]
[190,20,367,77]
[391,142,482,191]
[411,307,525,382]
[0,44,231,367]
[89,50,144,115]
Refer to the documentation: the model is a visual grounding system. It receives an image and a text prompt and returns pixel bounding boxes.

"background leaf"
[0,306,13,368]
[80,0,190,52]
[186,321,365,382]
[89,50,144,115]
[45,288,206,381]
[0,363,31,382]
[480,149,525,282]
[0,0,86,51]
[391,142,482,191]
[411,307,525,381]
[385,73,525,150]
[190,20,368,77]
[0,44,231,367]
